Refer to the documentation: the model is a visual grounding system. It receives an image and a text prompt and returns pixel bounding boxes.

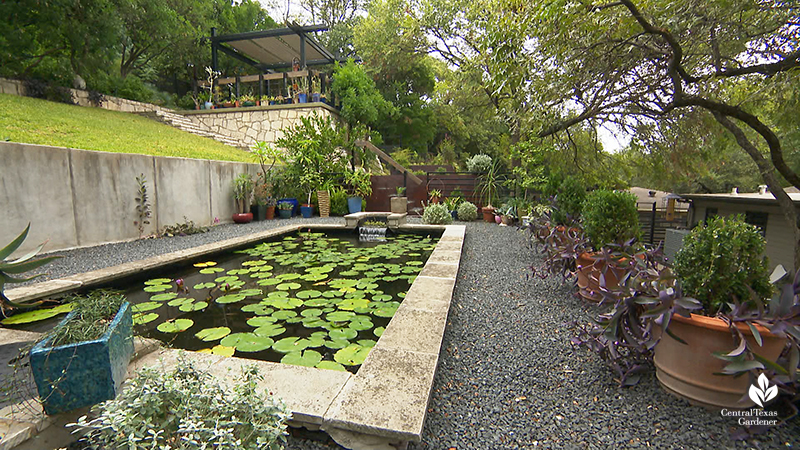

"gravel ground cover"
[12,219,800,449]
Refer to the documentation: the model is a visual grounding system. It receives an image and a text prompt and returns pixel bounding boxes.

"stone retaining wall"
[0,77,171,114]
[0,141,260,256]
[181,103,339,148]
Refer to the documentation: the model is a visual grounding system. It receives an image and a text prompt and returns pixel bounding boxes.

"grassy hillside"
[0,94,253,162]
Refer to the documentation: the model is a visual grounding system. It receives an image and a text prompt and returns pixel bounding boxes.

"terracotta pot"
[265,205,275,220]
[232,213,253,224]
[654,313,786,409]
[575,252,629,302]
[482,207,495,223]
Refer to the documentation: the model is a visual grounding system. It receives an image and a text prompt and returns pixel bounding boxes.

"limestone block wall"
[0,142,260,256]
[0,77,171,114]
[182,104,339,149]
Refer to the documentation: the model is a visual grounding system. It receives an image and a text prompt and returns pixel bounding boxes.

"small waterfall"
[359,226,388,242]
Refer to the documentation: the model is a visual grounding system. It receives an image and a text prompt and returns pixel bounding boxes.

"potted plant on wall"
[576,189,641,301]
[345,170,372,214]
[277,201,293,219]
[391,186,407,214]
[232,173,254,223]
[30,289,133,415]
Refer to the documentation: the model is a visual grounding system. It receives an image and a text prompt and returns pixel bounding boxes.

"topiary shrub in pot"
[422,203,453,225]
[576,189,641,301]
[544,175,586,227]
[654,215,786,408]
[457,201,478,221]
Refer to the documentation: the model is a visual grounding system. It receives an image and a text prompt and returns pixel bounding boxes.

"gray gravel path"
[15,219,800,449]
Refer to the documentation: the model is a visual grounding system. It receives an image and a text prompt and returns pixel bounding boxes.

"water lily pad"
[227,269,249,275]
[193,261,217,268]
[157,318,194,333]
[329,279,357,289]
[199,267,224,274]
[348,316,374,331]
[272,337,311,353]
[334,344,371,366]
[215,276,239,284]
[322,290,344,298]
[148,293,178,302]
[277,273,301,280]
[197,345,235,357]
[195,327,231,341]
[338,298,370,311]
[267,291,290,299]
[372,294,392,302]
[132,312,159,325]
[276,282,301,291]
[216,294,246,304]
[267,297,303,309]
[193,282,216,290]
[1,303,74,325]
[300,273,329,282]
[281,350,322,367]
[144,278,172,285]
[323,338,350,349]
[257,278,282,286]
[329,328,357,341]
[407,261,423,266]
[132,301,162,313]
[143,284,171,293]
[301,309,323,318]
[271,310,297,320]
[316,360,347,371]
[326,311,355,322]
[373,327,385,338]
[301,318,327,328]
[296,290,322,299]
[220,333,274,352]
[242,260,268,267]
[247,316,277,327]
[167,297,193,307]
[180,301,208,312]
[372,303,399,318]
[339,270,359,277]
[358,339,377,347]
[254,323,286,337]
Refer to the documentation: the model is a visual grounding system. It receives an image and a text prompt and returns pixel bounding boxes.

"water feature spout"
[358,226,388,242]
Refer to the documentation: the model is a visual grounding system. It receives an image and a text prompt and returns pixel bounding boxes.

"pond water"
[124,229,440,372]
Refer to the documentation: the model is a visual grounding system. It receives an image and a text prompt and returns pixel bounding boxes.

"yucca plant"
[0,224,60,315]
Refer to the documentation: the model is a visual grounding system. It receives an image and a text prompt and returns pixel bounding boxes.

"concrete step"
[140,111,247,149]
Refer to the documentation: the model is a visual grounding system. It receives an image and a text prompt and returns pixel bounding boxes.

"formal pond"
[113,229,440,373]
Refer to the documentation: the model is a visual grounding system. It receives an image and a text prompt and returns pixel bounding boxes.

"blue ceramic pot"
[298,93,308,103]
[300,205,314,218]
[347,197,362,214]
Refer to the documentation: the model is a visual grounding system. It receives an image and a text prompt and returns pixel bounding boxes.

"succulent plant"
[0,224,61,315]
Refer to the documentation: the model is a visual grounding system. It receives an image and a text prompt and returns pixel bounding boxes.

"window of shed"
[745,211,768,237]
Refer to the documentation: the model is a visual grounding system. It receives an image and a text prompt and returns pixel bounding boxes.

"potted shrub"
[345,170,372,214]
[576,189,640,301]
[443,196,460,220]
[252,180,268,221]
[428,189,442,204]
[232,173,254,223]
[478,161,503,222]
[545,175,586,229]
[391,186,407,214]
[317,180,332,218]
[31,289,133,415]
[422,203,453,225]
[655,215,785,408]
[277,200,293,219]
[240,93,256,107]
[457,201,478,221]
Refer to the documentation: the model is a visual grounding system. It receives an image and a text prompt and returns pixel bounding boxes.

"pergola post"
[258,74,264,100]
[211,28,218,76]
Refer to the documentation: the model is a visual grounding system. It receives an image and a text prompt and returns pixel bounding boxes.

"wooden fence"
[638,202,689,245]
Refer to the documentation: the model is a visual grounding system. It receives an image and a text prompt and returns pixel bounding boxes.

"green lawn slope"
[0,94,252,162]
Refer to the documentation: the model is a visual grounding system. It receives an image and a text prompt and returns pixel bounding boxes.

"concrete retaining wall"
[0,77,171,114]
[181,104,338,149]
[0,142,259,256]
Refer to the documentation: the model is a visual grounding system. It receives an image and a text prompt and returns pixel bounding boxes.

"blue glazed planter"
[30,302,134,415]
[300,205,314,218]
[278,208,293,219]
[347,197,362,214]
[278,198,299,216]
[298,93,308,103]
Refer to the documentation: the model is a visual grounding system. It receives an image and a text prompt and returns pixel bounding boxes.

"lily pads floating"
[373,327,385,338]
[358,339,377,348]
[132,312,159,325]
[300,273,328,282]
[329,279,357,289]
[227,269,249,275]
[220,333,274,352]
[301,308,323,318]
[257,278,282,286]
[149,292,179,302]
[296,290,322,299]
[326,311,355,322]
[272,337,312,353]
[372,294,392,302]
[321,290,344,299]
[338,298,370,311]
[281,350,322,367]
[372,302,400,318]
[144,278,172,285]
[197,345,235,357]
[247,316,277,327]
[199,267,224,274]
[276,282,301,291]
[266,297,303,309]
[242,260,268,267]
[334,344,371,366]
[267,291,290,299]
[242,304,275,316]
[254,323,286,338]
[167,297,193,307]
[195,326,231,342]
[271,310,297,320]
[316,360,347,371]
[179,301,208,312]
[215,276,240,284]
[216,294,246,304]
[157,318,194,333]
[132,301,162,313]
[1,303,74,325]
[301,318,327,328]
[238,288,263,297]
[193,261,217,268]
[348,316,374,331]
[324,338,350,349]
[143,284,172,293]
[329,328,357,341]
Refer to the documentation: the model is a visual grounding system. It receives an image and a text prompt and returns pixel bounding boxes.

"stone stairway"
[141,110,247,149]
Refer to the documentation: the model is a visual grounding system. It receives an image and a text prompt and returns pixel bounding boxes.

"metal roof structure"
[210,23,346,72]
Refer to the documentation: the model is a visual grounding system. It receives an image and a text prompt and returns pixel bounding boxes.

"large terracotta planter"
[265,205,276,220]
[482,207,495,222]
[654,313,786,409]
[575,252,629,302]
[232,213,253,224]
[390,196,407,213]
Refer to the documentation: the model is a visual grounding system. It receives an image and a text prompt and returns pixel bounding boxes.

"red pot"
[265,206,275,220]
[482,207,495,222]
[575,252,629,302]
[232,213,253,224]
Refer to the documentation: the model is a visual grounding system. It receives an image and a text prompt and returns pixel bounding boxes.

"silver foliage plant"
[422,203,453,225]
[71,356,290,450]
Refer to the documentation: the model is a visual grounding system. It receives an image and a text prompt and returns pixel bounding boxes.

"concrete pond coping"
[3,222,466,450]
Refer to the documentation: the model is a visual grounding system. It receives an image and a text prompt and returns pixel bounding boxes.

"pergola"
[204,24,351,100]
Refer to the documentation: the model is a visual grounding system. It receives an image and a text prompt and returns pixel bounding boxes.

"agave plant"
[0,224,61,315]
